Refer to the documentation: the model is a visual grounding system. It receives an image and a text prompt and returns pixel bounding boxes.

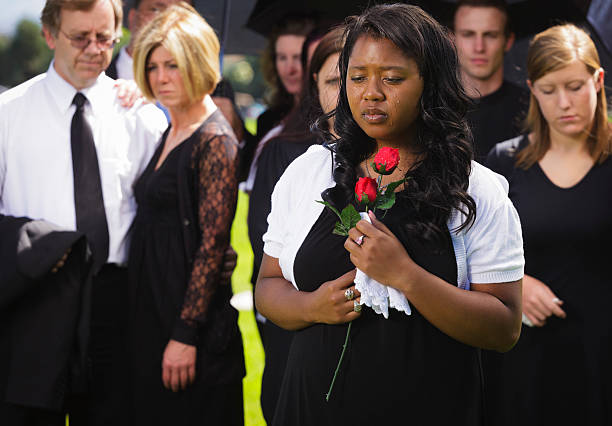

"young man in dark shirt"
[452,0,528,162]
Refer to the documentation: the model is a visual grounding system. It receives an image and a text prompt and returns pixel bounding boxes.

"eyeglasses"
[59,29,119,51]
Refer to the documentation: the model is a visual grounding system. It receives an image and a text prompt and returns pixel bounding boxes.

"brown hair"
[453,0,511,37]
[261,16,315,112]
[41,0,123,37]
[516,23,610,169]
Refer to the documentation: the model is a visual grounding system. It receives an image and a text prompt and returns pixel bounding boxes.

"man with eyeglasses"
[0,0,166,425]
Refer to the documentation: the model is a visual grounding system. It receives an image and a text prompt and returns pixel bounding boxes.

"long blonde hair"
[517,24,611,169]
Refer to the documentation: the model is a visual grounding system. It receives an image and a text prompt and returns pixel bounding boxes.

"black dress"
[484,136,612,426]
[127,114,244,426]
[248,134,321,422]
[272,197,484,426]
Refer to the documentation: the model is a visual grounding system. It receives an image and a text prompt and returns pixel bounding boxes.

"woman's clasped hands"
[309,269,361,325]
[345,210,416,293]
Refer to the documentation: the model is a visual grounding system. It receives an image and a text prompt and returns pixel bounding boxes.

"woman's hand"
[162,339,196,392]
[256,255,360,330]
[308,269,361,325]
[522,274,566,327]
[345,210,415,290]
[114,79,144,108]
[220,245,238,286]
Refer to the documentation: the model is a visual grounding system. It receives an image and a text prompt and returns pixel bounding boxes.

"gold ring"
[344,288,355,301]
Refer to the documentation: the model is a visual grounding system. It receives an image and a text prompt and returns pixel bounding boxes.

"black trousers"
[69,264,129,426]
[0,403,65,426]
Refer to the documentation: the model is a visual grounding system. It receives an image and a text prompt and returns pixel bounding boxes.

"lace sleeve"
[176,124,238,340]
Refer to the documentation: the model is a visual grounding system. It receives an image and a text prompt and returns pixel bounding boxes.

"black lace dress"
[127,112,244,426]
[272,196,484,426]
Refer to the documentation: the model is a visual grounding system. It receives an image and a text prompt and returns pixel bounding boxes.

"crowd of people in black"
[0,0,610,425]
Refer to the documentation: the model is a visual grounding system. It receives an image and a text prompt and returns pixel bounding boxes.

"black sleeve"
[484,135,525,180]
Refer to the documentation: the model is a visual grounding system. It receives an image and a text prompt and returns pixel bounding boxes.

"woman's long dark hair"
[261,16,315,113]
[321,3,476,241]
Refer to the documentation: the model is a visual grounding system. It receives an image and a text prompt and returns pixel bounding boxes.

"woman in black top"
[485,24,612,426]
[249,25,345,423]
[255,4,524,425]
[127,4,245,425]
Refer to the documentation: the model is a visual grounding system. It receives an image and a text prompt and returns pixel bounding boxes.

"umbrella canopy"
[122,0,268,56]
[245,0,415,37]
[193,0,268,55]
[245,0,590,39]
[434,0,588,38]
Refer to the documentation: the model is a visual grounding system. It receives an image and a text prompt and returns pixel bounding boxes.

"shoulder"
[195,110,240,159]
[199,110,237,139]
[282,144,331,177]
[484,134,526,178]
[468,161,511,206]
[0,73,46,108]
[502,80,529,96]
[95,74,167,134]
[500,81,530,110]
[273,144,332,197]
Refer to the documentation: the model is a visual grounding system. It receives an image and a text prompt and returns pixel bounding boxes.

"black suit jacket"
[105,53,119,80]
[0,215,93,411]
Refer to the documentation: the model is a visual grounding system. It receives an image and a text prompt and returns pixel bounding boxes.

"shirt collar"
[44,60,107,115]
[116,47,134,80]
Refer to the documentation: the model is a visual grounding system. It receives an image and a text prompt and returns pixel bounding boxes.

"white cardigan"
[263,145,524,291]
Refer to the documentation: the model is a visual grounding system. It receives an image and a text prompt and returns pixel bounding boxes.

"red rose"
[355,177,378,205]
[372,147,400,175]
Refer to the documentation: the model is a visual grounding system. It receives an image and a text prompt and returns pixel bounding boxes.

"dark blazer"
[105,53,119,80]
[0,215,93,411]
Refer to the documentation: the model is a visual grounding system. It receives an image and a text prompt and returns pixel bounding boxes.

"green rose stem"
[325,202,370,403]
[325,320,352,402]
[320,162,403,402]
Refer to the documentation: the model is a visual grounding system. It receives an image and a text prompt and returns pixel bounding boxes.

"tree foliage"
[0,19,52,89]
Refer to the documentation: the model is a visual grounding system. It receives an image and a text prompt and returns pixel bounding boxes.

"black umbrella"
[244,0,408,37]
[122,0,268,56]
[434,0,588,38]
[193,0,268,56]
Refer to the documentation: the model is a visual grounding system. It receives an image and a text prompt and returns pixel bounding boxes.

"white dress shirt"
[0,63,167,265]
[115,47,134,81]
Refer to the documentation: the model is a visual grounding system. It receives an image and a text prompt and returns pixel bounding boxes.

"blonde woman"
[128,3,244,424]
[485,23,612,426]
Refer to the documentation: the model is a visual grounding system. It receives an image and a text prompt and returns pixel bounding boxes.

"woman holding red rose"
[255,4,525,425]
[126,4,244,425]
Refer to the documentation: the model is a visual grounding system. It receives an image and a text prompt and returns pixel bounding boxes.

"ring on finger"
[344,288,355,301]
[552,297,561,304]
[355,234,365,246]
[353,300,362,313]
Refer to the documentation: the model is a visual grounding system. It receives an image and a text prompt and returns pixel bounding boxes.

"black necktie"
[71,92,109,271]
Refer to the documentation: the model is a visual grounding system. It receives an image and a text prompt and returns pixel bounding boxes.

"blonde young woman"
[485,23,612,426]
[128,3,244,425]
